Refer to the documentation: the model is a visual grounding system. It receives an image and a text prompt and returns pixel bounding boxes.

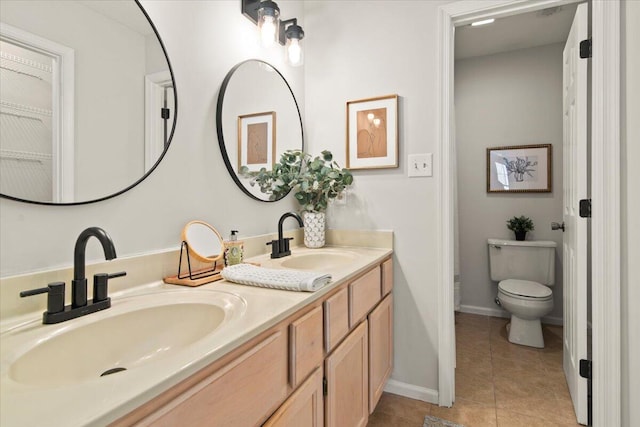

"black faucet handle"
[283,237,294,253]
[20,282,65,314]
[93,271,126,303]
[266,240,280,258]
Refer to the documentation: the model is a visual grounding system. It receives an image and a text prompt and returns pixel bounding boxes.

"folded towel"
[221,264,332,292]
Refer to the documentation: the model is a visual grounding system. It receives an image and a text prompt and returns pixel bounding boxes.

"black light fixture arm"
[279,18,304,45]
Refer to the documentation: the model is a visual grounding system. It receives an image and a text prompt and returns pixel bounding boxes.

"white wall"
[455,43,565,321]
[0,0,303,277]
[304,0,453,396]
[621,1,639,425]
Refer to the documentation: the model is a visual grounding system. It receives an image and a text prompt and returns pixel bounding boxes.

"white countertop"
[0,245,392,427]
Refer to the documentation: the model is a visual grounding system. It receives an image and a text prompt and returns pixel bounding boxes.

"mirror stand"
[163,241,224,287]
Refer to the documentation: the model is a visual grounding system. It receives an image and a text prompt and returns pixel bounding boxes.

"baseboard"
[383,379,439,404]
[458,304,563,326]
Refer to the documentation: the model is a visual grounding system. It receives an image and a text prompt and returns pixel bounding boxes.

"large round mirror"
[0,0,177,205]
[217,59,303,201]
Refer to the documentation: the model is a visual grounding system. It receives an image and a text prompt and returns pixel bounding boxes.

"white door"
[562,3,588,425]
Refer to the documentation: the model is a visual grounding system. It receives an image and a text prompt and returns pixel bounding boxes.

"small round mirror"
[181,221,224,263]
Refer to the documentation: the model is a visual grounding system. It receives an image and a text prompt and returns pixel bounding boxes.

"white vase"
[302,211,326,248]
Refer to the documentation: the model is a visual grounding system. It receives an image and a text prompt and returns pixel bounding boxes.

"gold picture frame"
[237,111,276,172]
[346,94,398,170]
[486,144,552,193]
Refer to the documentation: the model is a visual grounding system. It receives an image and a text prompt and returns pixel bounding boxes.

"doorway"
[436,1,621,426]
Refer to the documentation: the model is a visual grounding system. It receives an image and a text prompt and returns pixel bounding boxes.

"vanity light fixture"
[242,0,305,67]
[470,18,495,26]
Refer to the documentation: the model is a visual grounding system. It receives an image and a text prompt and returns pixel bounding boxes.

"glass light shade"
[257,5,280,47]
[285,37,303,66]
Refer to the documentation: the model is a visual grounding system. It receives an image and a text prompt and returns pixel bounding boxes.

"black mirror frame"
[0,0,178,206]
[216,59,304,202]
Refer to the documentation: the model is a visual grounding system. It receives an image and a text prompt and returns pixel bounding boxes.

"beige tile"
[371,392,432,424]
[455,372,495,405]
[497,409,581,427]
[366,411,417,427]
[457,350,493,380]
[431,398,497,427]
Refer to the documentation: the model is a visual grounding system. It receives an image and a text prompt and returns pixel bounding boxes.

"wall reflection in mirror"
[217,59,303,202]
[0,0,176,205]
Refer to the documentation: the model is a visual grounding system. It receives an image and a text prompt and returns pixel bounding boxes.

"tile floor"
[368,312,582,427]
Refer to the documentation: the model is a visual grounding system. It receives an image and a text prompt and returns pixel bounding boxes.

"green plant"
[506,215,535,233]
[240,150,354,213]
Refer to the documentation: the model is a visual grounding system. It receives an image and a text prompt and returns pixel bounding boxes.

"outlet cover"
[408,153,433,177]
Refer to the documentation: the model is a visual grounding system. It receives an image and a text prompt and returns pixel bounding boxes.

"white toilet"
[488,238,557,348]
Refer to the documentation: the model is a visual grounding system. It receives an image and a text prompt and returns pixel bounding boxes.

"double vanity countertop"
[0,237,392,427]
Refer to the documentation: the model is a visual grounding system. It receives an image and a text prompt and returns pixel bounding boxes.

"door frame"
[436,1,621,425]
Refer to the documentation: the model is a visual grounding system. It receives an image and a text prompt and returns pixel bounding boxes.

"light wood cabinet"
[141,331,288,426]
[381,258,393,296]
[323,287,349,353]
[324,320,369,427]
[368,294,393,413]
[264,368,324,427]
[349,267,381,328]
[289,306,324,388]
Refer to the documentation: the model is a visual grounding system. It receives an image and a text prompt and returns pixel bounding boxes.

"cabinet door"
[263,368,324,427]
[325,320,368,427]
[368,294,393,413]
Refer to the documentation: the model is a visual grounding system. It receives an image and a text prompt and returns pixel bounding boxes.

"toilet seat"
[498,279,552,300]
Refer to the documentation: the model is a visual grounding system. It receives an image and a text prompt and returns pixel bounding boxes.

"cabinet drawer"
[381,259,393,296]
[324,287,349,353]
[264,367,324,427]
[144,331,288,426]
[349,267,381,328]
[290,306,324,388]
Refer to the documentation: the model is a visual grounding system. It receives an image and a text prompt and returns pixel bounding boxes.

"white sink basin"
[279,250,358,270]
[2,290,246,387]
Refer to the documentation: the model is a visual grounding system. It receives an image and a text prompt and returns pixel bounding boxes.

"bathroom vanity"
[0,231,393,427]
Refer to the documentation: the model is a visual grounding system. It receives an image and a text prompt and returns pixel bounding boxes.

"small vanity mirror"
[181,221,224,263]
[0,0,177,205]
[217,59,303,201]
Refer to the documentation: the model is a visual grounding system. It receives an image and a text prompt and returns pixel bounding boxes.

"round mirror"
[217,59,303,201]
[0,0,177,205]
[181,221,224,263]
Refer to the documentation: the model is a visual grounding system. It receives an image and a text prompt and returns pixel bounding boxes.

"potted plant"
[506,215,535,241]
[241,150,354,248]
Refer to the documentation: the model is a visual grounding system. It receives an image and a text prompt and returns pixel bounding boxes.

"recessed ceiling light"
[471,18,495,27]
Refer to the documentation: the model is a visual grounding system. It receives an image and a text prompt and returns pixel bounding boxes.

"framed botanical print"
[237,111,276,172]
[487,144,552,193]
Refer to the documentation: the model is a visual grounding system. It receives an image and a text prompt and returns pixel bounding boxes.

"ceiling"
[455,3,580,60]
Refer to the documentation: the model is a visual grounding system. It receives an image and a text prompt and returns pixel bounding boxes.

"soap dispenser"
[224,230,244,266]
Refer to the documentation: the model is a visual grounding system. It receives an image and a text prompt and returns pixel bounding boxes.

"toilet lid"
[499,279,552,299]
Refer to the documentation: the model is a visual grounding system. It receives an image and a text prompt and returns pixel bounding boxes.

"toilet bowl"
[497,279,553,348]
[488,239,557,348]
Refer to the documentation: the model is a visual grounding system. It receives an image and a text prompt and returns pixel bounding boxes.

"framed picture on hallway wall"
[237,111,276,172]
[486,144,552,193]
[346,94,398,170]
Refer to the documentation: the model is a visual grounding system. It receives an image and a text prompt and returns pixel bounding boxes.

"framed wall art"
[486,144,552,193]
[237,111,276,172]
[346,94,398,170]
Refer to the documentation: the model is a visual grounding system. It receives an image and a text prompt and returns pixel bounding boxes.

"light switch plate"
[408,153,433,177]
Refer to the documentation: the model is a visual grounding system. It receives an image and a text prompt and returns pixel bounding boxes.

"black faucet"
[20,227,126,324]
[267,212,304,258]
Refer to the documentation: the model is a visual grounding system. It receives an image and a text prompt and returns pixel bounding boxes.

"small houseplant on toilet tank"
[241,150,353,248]
[506,215,535,241]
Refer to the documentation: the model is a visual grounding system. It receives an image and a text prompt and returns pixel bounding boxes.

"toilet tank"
[488,239,557,286]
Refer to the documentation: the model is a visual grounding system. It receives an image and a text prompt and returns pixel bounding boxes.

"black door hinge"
[580,38,592,59]
[161,107,170,119]
[323,377,328,396]
[580,359,592,379]
[579,199,592,218]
